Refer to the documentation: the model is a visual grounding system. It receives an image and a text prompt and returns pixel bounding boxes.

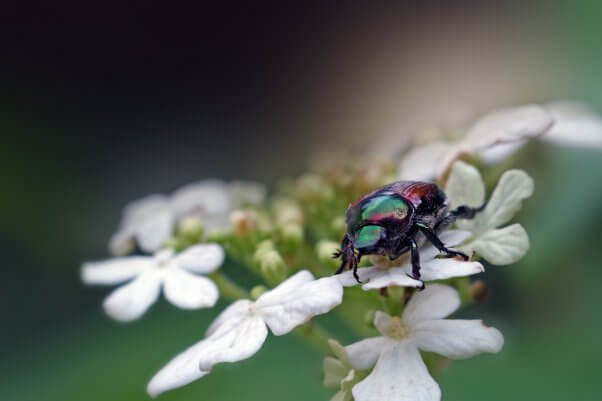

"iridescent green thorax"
[354,225,385,248]
[360,195,409,223]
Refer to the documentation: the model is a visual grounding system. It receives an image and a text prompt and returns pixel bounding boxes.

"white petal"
[478,140,528,164]
[445,161,486,210]
[122,194,170,226]
[398,141,450,181]
[402,284,460,325]
[472,169,534,234]
[206,300,253,336]
[335,267,386,287]
[463,104,553,151]
[102,269,163,322]
[323,357,348,388]
[419,230,472,261]
[352,342,440,401]
[81,256,152,285]
[134,208,174,253]
[147,340,210,397]
[545,101,602,149]
[419,258,484,282]
[412,319,504,359]
[256,274,343,336]
[108,228,136,256]
[361,267,424,290]
[462,224,529,265]
[163,267,219,309]
[345,337,391,371]
[170,180,231,219]
[228,180,267,206]
[373,311,394,336]
[173,243,225,274]
[198,314,268,371]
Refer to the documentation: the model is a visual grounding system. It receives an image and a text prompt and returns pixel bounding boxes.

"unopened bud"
[280,223,304,248]
[316,240,341,268]
[471,280,489,303]
[274,200,304,226]
[331,216,347,237]
[256,248,286,284]
[297,173,334,200]
[364,310,376,328]
[250,285,268,300]
[230,209,257,235]
[177,216,203,239]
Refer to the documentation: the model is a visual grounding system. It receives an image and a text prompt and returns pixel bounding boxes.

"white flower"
[82,244,224,321]
[147,270,344,397]
[336,230,484,290]
[345,284,504,401]
[399,104,553,181]
[446,161,533,265]
[109,180,266,256]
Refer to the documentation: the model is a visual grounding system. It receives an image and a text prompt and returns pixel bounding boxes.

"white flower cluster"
[80,101,602,401]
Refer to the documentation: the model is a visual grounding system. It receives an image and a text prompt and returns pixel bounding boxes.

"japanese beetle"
[334,181,484,286]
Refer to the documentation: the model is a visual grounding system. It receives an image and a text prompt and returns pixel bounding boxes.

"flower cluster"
[81,101,602,400]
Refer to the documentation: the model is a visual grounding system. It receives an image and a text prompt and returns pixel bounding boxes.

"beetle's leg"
[352,253,362,283]
[417,222,469,261]
[334,235,351,274]
[407,237,425,290]
[434,202,487,232]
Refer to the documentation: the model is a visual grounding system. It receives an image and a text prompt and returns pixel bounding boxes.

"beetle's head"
[333,225,387,273]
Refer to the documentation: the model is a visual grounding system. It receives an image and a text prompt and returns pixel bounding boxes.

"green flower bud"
[274,200,304,226]
[250,285,268,300]
[177,216,203,240]
[280,223,304,249]
[316,240,340,268]
[257,249,286,284]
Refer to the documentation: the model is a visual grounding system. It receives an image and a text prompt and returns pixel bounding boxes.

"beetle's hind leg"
[406,237,425,290]
[434,202,487,232]
[417,222,469,261]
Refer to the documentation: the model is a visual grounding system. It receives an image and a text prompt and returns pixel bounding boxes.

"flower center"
[386,316,410,339]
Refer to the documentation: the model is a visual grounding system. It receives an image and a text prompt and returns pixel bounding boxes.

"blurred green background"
[3,2,602,400]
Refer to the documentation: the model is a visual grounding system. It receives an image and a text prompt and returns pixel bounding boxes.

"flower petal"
[102,269,163,321]
[402,284,460,325]
[412,319,504,359]
[108,228,136,256]
[398,141,450,181]
[170,179,231,219]
[256,274,343,335]
[163,267,219,309]
[463,104,553,152]
[419,230,472,261]
[472,170,534,234]
[173,243,225,274]
[419,258,484,282]
[461,223,529,265]
[134,208,174,253]
[352,342,440,401]
[345,337,391,371]
[545,101,602,149]
[323,357,348,388]
[147,340,210,397]
[206,300,253,336]
[198,314,268,371]
[81,256,153,285]
[360,268,424,290]
[445,161,486,210]
[373,311,394,335]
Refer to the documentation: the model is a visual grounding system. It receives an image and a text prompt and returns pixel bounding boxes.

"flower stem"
[209,272,249,300]
[293,321,335,354]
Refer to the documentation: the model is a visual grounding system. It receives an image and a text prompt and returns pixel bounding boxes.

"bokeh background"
[3,2,602,400]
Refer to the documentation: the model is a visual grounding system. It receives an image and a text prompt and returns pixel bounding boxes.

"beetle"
[333,181,485,286]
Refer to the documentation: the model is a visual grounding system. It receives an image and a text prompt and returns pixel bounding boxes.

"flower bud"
[297,173,334,200]
[316,240,340,268]
[250,285,268,300]
[280,223,304,248]
[229,209,257,235]
[274,200,304,226]
[255,247,286,284]
[177,216,203,239]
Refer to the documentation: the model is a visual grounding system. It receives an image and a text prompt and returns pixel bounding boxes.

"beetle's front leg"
[416,222,469,261]
[407,237,425,290]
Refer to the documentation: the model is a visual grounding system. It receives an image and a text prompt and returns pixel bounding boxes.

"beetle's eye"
[355,225,385,249]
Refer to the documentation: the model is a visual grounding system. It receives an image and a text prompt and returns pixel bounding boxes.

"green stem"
[293,321,335,354]
[209,272,249,300]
